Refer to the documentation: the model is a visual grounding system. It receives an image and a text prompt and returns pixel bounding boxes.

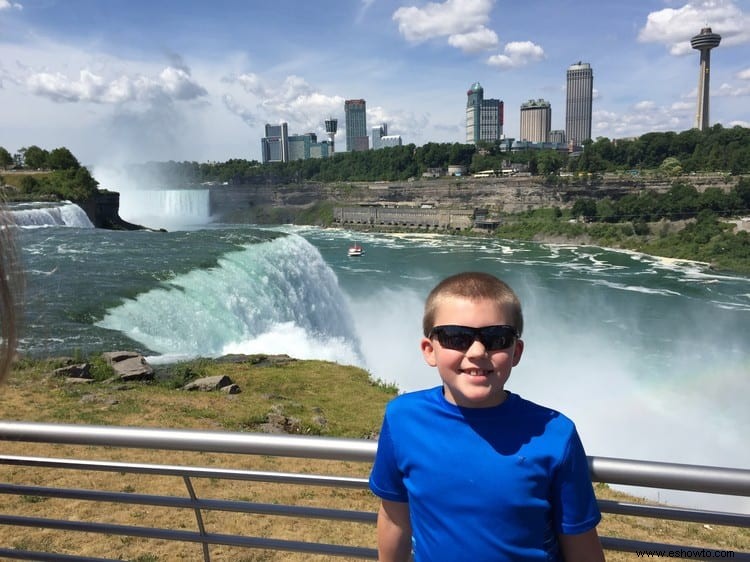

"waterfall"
[118,189,211,228]
[97,233,362,366]
[7,202,94,228]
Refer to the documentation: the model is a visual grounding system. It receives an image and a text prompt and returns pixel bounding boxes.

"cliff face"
[79,191,145,230]
[83,173,740,229]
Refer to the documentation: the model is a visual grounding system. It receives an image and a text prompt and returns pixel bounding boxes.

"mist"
[341,254,750,515]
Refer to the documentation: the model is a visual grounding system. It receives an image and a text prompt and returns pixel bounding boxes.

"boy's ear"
[511,338,524,367]
[421,337,438,367]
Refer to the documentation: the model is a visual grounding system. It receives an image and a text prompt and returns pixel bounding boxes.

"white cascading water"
[97,234,363,366]
[118,189,211,228]
[7,202,94,228]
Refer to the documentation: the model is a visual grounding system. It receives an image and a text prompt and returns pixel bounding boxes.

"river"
[7,195,750,514]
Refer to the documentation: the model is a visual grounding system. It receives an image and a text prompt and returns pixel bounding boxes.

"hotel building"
[466,82,504,144]
[565,62,593,149]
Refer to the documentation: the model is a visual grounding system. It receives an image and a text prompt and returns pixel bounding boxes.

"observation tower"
[324,117,338,154]
[690,27,721,131]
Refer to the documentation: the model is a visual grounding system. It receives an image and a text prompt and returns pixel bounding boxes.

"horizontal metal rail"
[0,421,748,561]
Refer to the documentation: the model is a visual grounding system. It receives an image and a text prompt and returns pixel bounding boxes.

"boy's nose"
[464,338,489,357]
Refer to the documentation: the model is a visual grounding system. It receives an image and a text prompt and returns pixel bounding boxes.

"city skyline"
[1,1,749,168]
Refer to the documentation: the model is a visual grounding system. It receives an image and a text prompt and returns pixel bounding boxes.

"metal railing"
[0,421,748,561]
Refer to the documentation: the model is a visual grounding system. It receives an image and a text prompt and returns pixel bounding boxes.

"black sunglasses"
[429,325,519,352]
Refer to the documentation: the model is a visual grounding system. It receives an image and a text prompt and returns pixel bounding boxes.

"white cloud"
[638,0,750,55]
[0,0,22,10]
[226,73,343,133]
[367,105,430,141]
[486,41,544,69]
[728,120,750,127]
[737,68,750,80]
[447,26,498,53]
[716,82,750,97]
[222,94,256,127]
[671,100,694,111]
[392,0,494,42]
[26,66,207,104]
[593,102,690,138]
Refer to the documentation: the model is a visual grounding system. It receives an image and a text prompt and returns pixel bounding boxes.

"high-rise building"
[262,124,331,163]
[288,133,316,161]
[691,27,721,131]
[372,123,387,150]
[345,99,369,152]
[519,99,551,143]
[466,82,503,144]
[549,129,566,144]
[565,62,593,149]
[371,123,404,150]
[261,123,289,164]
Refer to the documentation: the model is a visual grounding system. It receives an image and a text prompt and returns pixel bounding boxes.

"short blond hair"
[423,272,523,337]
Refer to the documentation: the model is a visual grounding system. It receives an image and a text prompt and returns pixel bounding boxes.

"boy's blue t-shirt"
[369,387,601,562]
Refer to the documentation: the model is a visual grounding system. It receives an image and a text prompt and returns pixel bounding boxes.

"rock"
[65,377,94,384]
[103,351,154,381]
[102,351,140,364]
[220,384,241,394]
[52,363,91,379]
[182,375,234,392]
[216,353,296,367]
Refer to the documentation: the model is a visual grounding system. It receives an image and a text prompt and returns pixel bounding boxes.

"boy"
[369,272,604,561]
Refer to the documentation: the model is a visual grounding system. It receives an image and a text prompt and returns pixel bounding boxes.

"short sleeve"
[551,428,601,535]
[369,414,409,503]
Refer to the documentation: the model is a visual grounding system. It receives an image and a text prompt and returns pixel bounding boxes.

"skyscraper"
[372,123,387,150]
[519,99,551,143]
[565,62,593,149]
[466,82,503,144]
[261,123,289,164]
[372,123,403,150]
[691,27,721,131]
[345,99,369,152]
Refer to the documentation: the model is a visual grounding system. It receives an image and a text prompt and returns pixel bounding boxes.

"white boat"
[347,243,364,257]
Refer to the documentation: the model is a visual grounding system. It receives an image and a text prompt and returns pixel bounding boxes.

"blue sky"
[1,0,749,168]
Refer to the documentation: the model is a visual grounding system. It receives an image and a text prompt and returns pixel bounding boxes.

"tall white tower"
[691,27,721,131]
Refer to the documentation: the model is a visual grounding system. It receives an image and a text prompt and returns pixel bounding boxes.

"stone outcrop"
[182,375,240,393]
[78,191,146,230]
[102,351,154,381]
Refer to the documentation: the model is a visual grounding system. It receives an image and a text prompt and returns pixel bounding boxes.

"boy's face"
[421,296,523,408]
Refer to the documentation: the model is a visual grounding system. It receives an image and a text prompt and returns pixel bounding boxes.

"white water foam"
[8,202,94,228]
[97,234,362,366]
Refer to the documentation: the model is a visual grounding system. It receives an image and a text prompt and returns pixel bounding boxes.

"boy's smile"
[421,296,523,408]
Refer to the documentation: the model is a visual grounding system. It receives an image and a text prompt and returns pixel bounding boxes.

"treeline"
[121,124,750,186]
[0,145,100,202]
[496,178,750,274]
[571,179,750,224]
[3,124,749,200]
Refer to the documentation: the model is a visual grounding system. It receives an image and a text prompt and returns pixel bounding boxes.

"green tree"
[537,150,564,176]
[20,145,49,169]
[0,146,13,169]
[47,147,81,170]
[659,157,683,177]
[19,175,40,194]
[572,198,597,221]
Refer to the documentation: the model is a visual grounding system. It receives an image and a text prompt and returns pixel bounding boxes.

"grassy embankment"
[1,356,747,561]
